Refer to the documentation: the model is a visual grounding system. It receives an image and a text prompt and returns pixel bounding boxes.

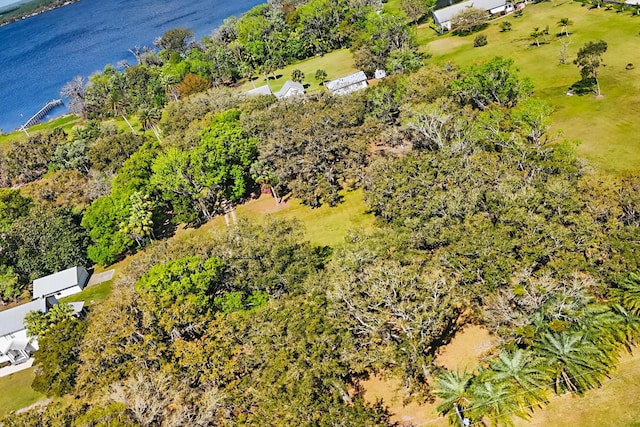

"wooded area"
[1,0,640,425]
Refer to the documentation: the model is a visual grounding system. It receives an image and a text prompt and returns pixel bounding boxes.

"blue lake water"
[0,0,263,132]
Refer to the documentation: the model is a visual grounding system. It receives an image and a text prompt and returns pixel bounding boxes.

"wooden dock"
[19,99,63,131]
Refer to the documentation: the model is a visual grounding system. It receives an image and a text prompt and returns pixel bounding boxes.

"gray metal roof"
[433,0,506,25]
[67,301,85,314]
[325,71,368,92]
[0,299,47,337]
[244,84,273,97]
[32,266,88,299]
[275,81,305,99]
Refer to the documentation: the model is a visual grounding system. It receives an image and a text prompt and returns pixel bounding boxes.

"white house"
[433,0,514,31]
[0,297,86,365]
[32,266,90,300]
[0,298,49,365]
[275,81,305,99]
[325,71,368,96]
[244,84,273,97]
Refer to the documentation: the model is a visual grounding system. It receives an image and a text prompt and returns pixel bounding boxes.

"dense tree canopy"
[247,94,370,207]
[0,4,639,421]
[1,206,88,282]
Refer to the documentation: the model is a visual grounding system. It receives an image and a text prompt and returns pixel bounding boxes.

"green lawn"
[159,189,375,255]
[420,1,640,173]
[383,0,404,14]
[0,368,44,418]
[58,280,113,305]
[0,114,82,150]
[237,49,358,94]
[0,112,148,153]
[238,189,376,247]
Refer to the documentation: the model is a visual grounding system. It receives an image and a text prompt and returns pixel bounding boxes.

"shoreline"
[0,0,79,27]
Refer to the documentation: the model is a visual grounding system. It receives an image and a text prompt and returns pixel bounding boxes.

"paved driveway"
[87,269,115,286]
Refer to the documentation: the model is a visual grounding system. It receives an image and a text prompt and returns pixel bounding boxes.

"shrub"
[315,69,327,82]
[474,34,488,47]
[500,21,512,32]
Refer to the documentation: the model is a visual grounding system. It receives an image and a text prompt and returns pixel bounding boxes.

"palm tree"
[577,304,624,356]
[107,74,137,135]
[468,380,524,427]
[120,191,155,247]
[486,349,549,412]
[530,27,542,47]
[611,271,640,315]
[434,369,474,426]
[557,18,572,36]
[250,159,281,204]
[159,73,179,101]
[535,331,611,395]
[138,106,162,142]
[609,304,640,352]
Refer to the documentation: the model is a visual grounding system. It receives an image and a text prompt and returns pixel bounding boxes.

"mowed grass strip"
[58,280,113,305]
[241,189,376,247]
[0,368,44,418]
[420,1,640,173]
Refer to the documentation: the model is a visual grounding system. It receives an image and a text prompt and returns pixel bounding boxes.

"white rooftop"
[33,266,87,299]
[433,0,505,24]
[275,80,305,99]
[244,84,273,97]
[325,71,368,92]
[0,299,47,337]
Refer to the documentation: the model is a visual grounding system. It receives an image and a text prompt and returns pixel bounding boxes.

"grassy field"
[58,280,113,305]
[165,188,375,249]
[2,2,640,422]
[419,1,640,173]
[237,48,358,94]
[0,368,44,418]
[0,114,81,150]
[364,329,640,427]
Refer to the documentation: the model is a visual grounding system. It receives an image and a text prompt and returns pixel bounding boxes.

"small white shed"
[33,266,90,300]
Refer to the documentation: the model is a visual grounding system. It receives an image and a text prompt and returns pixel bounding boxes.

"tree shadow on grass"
[569,78,597,95]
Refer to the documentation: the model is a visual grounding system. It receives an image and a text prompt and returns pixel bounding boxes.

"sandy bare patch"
[436,325,496,372]
[362,375,446,427]
[245,193,290,215]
